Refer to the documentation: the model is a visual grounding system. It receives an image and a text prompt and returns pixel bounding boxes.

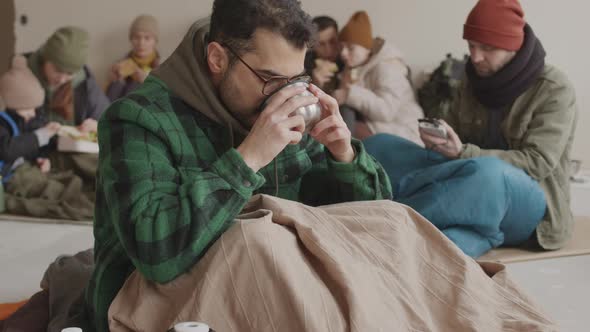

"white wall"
[14,0,589,164]
[14,0,214,86]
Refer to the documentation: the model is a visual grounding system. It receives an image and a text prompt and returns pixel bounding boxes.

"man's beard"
[474,64,492,77]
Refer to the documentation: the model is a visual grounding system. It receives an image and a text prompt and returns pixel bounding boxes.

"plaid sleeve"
[98,100,265,284]
[300,137,392,205]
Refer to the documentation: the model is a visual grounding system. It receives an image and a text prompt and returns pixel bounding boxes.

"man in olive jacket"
[365,0,577,257]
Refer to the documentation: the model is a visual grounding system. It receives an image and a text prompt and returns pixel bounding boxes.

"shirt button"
[243,180,252,187]
[282,175,289,182]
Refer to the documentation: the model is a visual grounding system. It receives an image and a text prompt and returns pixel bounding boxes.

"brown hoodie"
[152,18,249,138]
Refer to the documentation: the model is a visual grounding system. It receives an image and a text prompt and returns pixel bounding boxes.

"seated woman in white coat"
[332,11,423,145]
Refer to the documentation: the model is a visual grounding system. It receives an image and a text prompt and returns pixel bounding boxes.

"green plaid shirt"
[85,76,392,332]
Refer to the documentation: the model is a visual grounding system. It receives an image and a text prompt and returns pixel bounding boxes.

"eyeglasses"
[222,43,311,96]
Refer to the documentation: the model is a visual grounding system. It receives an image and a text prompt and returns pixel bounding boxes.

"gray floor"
[508,256,590,332]
[0,221,93,302]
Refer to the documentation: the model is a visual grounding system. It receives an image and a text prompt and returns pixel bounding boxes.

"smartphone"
[418,118,447,139]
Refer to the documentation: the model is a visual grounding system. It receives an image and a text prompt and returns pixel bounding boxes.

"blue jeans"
[364,134,547,258]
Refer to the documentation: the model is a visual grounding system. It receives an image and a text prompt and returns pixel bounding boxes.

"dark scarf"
[466,24,546,109]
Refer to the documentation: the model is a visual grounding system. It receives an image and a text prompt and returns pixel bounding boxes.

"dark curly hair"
[210,0,316,60]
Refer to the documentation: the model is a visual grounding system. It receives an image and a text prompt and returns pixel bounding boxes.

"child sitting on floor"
[0,55,93,220]
[106,14,160,101]
[0,55,61,181]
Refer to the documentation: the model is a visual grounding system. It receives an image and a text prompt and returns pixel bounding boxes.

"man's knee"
[469,157,530,185]
[468,158,546,244]
[463,157,544,209]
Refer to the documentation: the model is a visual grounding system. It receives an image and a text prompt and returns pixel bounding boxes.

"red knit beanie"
[463,0,525,51]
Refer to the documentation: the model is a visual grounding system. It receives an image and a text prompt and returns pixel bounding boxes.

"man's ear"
[207,41,229,75]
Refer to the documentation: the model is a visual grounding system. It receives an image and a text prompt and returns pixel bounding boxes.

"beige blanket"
[109,195,557,332]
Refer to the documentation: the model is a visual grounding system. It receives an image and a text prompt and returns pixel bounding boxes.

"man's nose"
[471,49,484,63]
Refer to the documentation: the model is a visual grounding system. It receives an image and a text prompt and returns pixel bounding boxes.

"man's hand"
[36,158,51,173]
[237,85,318,172]
[309,84,355,163]
[78,118,98,133]
[110,63,123,82]
[420,120,463,159]
[311,59,337,88]
[311,68,333,89]
[132,68,149,83]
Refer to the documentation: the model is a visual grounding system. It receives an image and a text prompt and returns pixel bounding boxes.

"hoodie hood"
[360,38,406,73]
[152,18,249,137]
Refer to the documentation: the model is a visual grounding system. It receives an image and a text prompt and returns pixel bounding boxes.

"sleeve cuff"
[211,148,266,199]
[326,139,377,180]
[34,128,53,147]
[460,143,482,159]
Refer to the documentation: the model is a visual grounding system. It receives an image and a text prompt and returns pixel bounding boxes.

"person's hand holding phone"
[419,119,464,159]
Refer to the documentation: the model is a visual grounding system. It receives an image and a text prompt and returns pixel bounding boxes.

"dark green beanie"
[40,26,89,73]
